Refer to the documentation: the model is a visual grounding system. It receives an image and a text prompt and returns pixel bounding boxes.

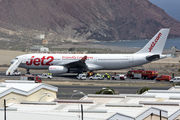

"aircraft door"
[129,55,133,63]
[94,57,97,63]
[22,56,26,63]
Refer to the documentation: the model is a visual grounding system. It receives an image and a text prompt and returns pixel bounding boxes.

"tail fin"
[135,28,170,54]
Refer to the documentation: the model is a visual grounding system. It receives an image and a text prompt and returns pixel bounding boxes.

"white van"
[114,74,126,80]
[170,77,180,83]
[76,74,86,80]
[89,74,104,80]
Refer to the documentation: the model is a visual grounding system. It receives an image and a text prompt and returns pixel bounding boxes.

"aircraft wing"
[52,55,103,72]
[60,56,88,70]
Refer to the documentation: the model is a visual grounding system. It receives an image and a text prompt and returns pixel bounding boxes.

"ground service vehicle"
[76,74,86,80]
[38,73,52,79]
[89,74,104,80]
[21,75,42,83]
[156,75,171,81]
[113,74,126,80]
[12,70,21,76]
[127,69,158,80]
[114,75,126,80]
[170,77,180,83]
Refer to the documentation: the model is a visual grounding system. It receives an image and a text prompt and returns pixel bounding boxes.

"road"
[55,85,170,99]
[0,72,171,99]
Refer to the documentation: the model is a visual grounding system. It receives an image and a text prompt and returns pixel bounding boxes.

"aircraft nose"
[11,59,15,64]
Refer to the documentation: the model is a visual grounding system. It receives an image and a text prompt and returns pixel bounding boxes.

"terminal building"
[0,80,180,120]
[30,45,49,52]
[0,80,57,107]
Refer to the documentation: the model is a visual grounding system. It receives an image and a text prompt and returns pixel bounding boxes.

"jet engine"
[49,66,68,74]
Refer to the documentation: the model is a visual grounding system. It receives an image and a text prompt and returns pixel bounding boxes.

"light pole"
[81,104,83,120]
[70,90,85,99]
[39,93,55,102]
[4,98,17,120]
[100,88,114,95]
[44,93,55,99]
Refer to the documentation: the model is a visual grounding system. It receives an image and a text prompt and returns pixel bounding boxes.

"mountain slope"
[0,0,180,41]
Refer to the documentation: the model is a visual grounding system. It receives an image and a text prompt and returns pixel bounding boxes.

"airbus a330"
[7,28,170,75]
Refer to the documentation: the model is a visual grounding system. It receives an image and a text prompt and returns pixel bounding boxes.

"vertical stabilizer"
[135,28,170,54]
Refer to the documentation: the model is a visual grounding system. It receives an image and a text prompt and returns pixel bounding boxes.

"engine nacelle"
[49,66,68,74]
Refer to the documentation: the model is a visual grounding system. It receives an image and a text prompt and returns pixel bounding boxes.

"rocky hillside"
[0,0,180,41]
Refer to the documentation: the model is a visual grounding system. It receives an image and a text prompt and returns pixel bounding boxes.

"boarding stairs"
[6,58,22,75]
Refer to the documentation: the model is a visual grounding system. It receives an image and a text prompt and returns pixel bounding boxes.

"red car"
[156,75,171,81]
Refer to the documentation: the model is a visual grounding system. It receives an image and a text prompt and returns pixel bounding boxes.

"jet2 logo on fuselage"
[148,32,162,52]
[26,56,54,66]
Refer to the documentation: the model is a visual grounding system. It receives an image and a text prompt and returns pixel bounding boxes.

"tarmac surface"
[0,72,172,99]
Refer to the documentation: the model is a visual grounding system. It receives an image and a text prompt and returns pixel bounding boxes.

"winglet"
[81,56,87,60]
[135,28,170,54]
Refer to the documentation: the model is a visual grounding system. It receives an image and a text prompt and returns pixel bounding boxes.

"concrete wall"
[174,115,180,120]
[144,114,167,120]
[0,92,26,107]
[0,88,57,107]
[27,88,57,102]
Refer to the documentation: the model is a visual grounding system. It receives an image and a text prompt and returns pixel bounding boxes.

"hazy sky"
[149,0,180,21]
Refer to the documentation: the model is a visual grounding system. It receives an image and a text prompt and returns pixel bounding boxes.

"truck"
[127,69,158,80]
[20,75,42,83]
[38,73,52,79]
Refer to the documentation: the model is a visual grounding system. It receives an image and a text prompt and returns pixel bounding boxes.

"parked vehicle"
[112,74,126,80]
[38,73,52,79]
[156,75,171,81]
[21,75,42,83]
[127,69,158,80]
[76,74,86,80]
[12,70,21,76]
[89,74,104,80]
[170,77,180,83]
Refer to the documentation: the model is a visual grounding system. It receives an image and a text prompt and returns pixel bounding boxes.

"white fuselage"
[16,53,150,70]
[8,28,170,75]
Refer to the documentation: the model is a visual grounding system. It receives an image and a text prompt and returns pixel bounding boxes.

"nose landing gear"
[26,69,30,74]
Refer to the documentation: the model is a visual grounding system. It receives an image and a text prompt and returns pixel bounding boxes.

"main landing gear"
[26,69,30,74]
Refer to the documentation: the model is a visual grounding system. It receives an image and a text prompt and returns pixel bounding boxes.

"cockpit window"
[15,58,18,60]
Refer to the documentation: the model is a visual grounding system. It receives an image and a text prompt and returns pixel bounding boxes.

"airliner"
[8,28,170,75]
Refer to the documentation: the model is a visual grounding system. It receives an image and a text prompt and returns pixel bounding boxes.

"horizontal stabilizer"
[146,54,160,61]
